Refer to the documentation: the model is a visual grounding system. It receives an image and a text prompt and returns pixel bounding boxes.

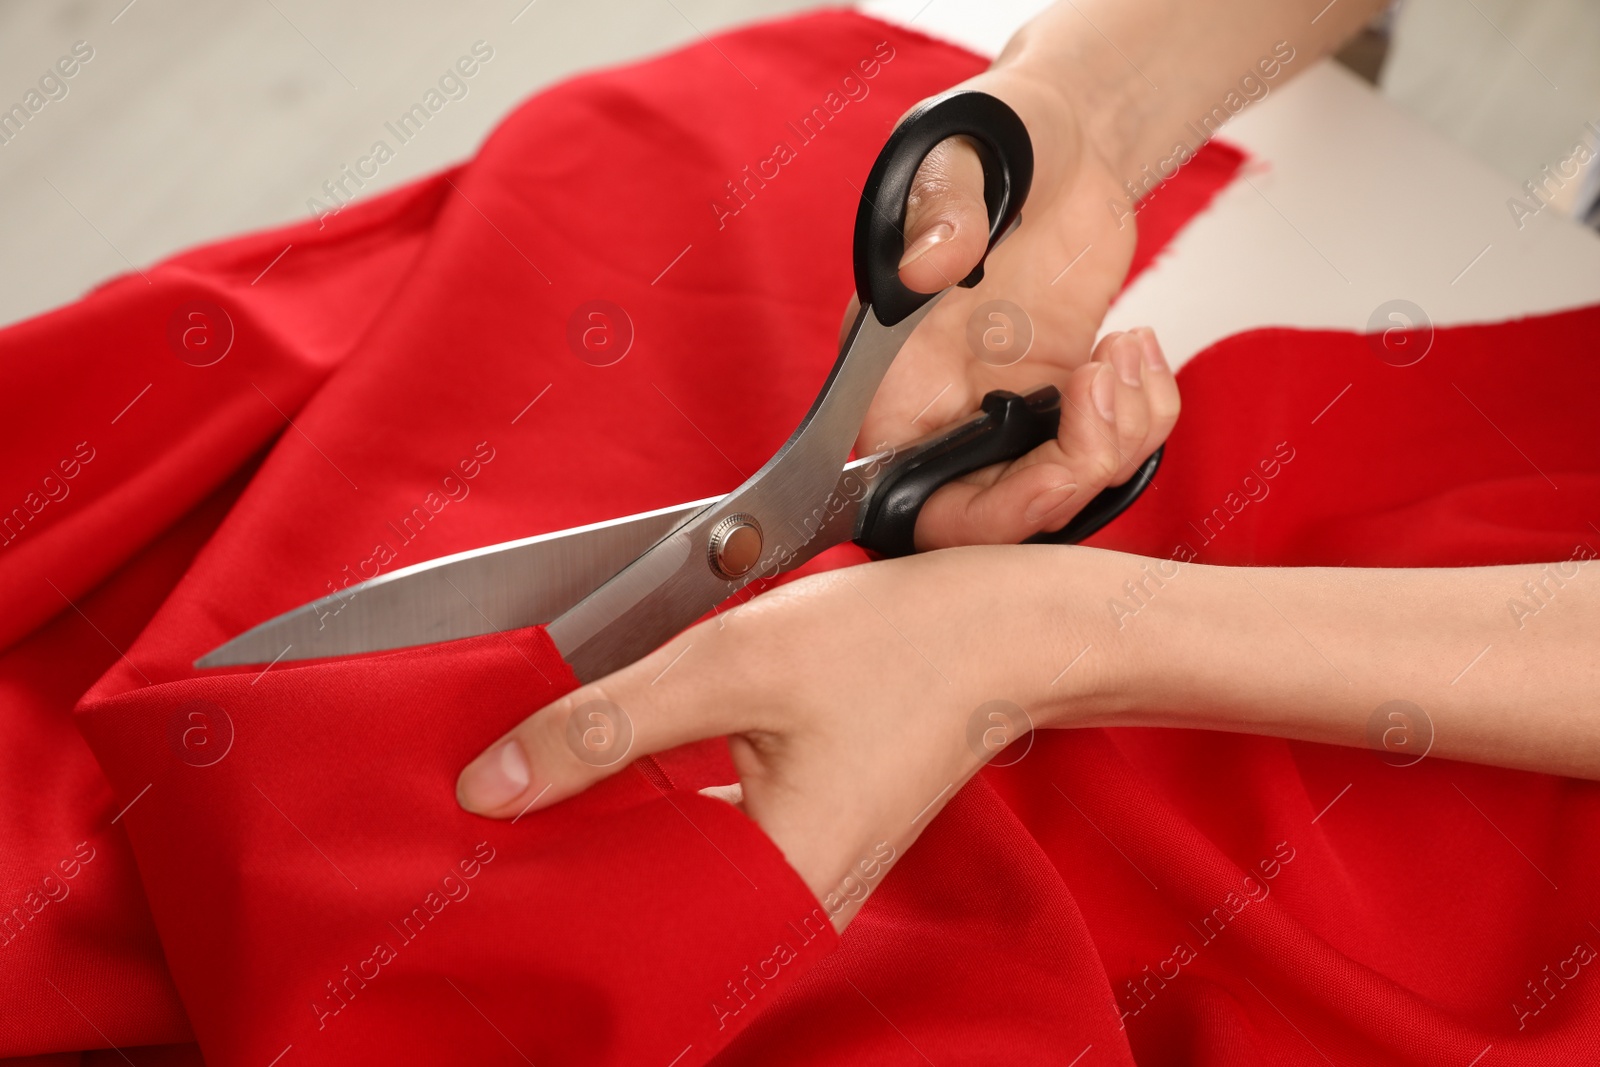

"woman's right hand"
[855,66,1179,551]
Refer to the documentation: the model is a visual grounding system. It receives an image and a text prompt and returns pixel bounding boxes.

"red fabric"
[722,304,1600,1066]
[4,8,1597,1066]
[1,12,1021,1063]
[1,158,452,1060]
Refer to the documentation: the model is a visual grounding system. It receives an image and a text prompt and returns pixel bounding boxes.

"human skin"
[889,0,1387,548]
[456,0,1600,935]
[460,547,1600,930]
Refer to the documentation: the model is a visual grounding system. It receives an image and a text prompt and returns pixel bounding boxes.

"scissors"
[198,90,1162,683]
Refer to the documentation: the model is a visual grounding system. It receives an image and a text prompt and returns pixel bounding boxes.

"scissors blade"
[200,298,940,673]
[194,496,717,668]
[549,297,940,683]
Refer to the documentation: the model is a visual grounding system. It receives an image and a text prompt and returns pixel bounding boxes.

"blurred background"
[0,0,813,328]
[1,0,1596,331]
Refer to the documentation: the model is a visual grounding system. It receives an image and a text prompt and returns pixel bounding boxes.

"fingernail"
[1024,481,1077,523]
[1091,364,1116,422]
[458,738,531,813]
[899,222,954,269]
[1136,327,1166,371]
[1112,333,1143,386]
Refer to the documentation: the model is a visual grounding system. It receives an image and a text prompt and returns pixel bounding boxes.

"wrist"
[964,544,1164,731]
[978,16,1156,180]
[955,64,1096,193]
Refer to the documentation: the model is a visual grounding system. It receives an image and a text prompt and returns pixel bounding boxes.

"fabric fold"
[33,12,1027,1064]
[18,8,1589,1067]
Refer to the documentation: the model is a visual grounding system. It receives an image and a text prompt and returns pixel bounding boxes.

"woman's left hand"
[456,545,1121,929]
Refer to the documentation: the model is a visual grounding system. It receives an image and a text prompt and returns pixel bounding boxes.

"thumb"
[455,631,751,819]
[898,134,990,295]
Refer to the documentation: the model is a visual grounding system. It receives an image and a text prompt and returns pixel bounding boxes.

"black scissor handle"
[855,385,1164,558]
[852,90,1034,327]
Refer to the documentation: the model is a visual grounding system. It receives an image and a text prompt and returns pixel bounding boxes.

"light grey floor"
[0,0,817,329]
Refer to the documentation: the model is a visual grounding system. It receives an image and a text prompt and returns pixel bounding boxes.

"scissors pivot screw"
[707,513,763,579]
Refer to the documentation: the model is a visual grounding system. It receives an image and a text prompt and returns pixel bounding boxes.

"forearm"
[992,0,1385,182]
[1034,548,1600,779]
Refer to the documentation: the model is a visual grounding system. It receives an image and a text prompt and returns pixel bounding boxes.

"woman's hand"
[860,66,1179,550]
[456,546,1128,929]
[858,0,1389,549]
[458,541,1600,931]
